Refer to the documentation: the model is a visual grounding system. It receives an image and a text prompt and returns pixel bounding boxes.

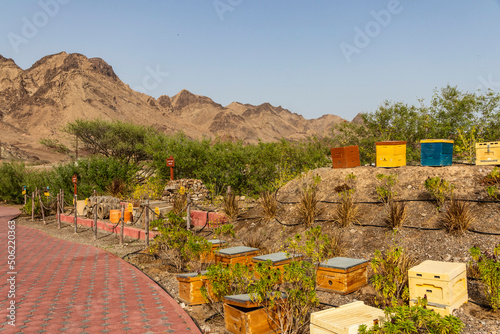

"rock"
[180,302,186,309]
[407,185,412,189]
[350,229,356,233]
[421,213,427,217]
[442,254,452,262]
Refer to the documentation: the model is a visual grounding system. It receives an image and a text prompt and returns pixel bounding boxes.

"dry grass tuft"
[223,191,239,222]
[324,229,347,258]
[242,233,267,252]
[441,199,474,234]
[298,182,322,227]
[334,193,359,228]
[107,178,126,198]
[172,193,187,215]
[260,191,278,222]
[385,201,407,229]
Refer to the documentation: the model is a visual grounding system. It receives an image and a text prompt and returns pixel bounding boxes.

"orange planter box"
[331,146,360,169]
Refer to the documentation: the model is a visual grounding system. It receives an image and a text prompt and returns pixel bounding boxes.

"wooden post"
[74,194,77,233]
[186,194,191,230]
[120,205,124,246]
[93,190,97,240]
[145,200,150,248]
[39,191,46,225]
[57,192,61,228]
[24,192,27,206]
[31,191,35,221]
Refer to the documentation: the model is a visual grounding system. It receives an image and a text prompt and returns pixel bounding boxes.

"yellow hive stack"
[409,260,467,316]
[475,142,500,165]
[310,301,386,334]
[375,141,407,167]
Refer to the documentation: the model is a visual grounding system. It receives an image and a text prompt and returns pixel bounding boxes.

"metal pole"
[186,194,191,230]
[120,205,124,246]
[24,192,27,206]
[74,194,77,233]
[93,190,97,240]
[145,200,149,248]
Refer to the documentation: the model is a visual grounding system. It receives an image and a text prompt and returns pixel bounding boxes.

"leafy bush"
[39,138,70,154]
[371,242,416,307]
[376,174,398,203]
[424,176,455,208]
[441,199,474,234]
[0,162,27,204]
[132,176,165,200]
[358,297,464,334]
[470,244,500,310]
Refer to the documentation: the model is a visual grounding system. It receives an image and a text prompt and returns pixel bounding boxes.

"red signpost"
[166,156,175,180]
[72,174,78,195]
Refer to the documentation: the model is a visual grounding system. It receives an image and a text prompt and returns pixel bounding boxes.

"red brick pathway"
[0,207,201,333]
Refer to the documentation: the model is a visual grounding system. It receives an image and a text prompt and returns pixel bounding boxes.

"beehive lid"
[252,252,301,264]
[476,141,500,148]
[409,260,465,281]
[420,139,454,144]
[207,239,226,245]
[224,292,286,308]
[319,257,368,271]
[375,141,406,145]
[311,301,386,333]
[218,246,259,256]
[177,270,207,279]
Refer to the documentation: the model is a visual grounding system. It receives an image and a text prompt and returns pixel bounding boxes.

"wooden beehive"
[420,139,454,166]
[409,260,467,316]
[310,301,386,334]
[215,246,260,267]
[475,141,500,165]
[375,141,406,168]
[331,146,360,169]
[224,293,282,334]
[176,271,208,305]
[200,239,227,263]
[252,252,303,282]
[316,257,368,294]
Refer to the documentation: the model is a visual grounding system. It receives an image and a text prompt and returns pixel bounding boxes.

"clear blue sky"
[1,0,499,121]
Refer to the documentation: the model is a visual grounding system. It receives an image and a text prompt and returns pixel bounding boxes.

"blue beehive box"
[420,140,454,166]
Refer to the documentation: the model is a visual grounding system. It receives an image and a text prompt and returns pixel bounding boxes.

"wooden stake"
[93,190,97,239]
[74,194,77,233]
[187,194,191,230]
[120,205,124,246]
[145,200,149,248]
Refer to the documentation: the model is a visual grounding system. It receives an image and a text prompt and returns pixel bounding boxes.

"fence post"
[39,191,46,225]
[31,191,35,221]
[187,194,191,230]
[74,194,77,233]
[93,190,97,240]
[145,200,149,248]
[57,192,61,228]
[120,205,124,246]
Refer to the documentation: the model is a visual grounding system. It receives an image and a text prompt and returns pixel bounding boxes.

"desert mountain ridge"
[0,52,348,162]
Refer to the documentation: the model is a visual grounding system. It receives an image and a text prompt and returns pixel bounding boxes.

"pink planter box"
[189,210,227,228]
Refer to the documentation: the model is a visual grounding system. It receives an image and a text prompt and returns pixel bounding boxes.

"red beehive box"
[331,146,360,169]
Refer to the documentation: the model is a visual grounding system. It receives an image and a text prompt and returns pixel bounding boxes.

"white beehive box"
[409,260,467,316]
[310,301,385,334]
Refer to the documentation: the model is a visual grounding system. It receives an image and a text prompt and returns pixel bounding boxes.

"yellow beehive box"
[409,260,467,316]
[375,141,407,167]
[475,142,500,165]
[310,301,386,334]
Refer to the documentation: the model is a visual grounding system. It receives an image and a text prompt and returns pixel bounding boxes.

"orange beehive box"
[201,239,227,263]
[310,301,386,334]
[224,293,283,334]
[316,257,368,295]
[215,246,259,267]
[176,271,208,305]
[252,252,303,282]
[331,146,361,169]
[409,260,467,316]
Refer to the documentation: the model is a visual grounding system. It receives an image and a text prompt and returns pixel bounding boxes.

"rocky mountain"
[0,52,346,162]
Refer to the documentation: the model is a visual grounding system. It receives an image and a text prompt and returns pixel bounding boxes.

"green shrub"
[376,174,398,203]
[0,162,27,203]
[358,298,464,334]
[470,244,500,310]
[424,176,455,208]
[39,138,70,154]
[371,242,416,307]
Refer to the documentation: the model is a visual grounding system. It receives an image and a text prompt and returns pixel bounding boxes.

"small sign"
[44,192,50,197]
[179,186,185,195]
[22,190,26,195]
[166,157,175,167]
[154,207,160,216]
[72,175,77,184]
[85,198,88,206]
[128,203,133,212]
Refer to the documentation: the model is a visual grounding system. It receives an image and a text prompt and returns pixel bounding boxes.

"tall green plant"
[470,244,500,310]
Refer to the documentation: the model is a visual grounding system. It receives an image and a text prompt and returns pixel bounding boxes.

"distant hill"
[0,52,346,162]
